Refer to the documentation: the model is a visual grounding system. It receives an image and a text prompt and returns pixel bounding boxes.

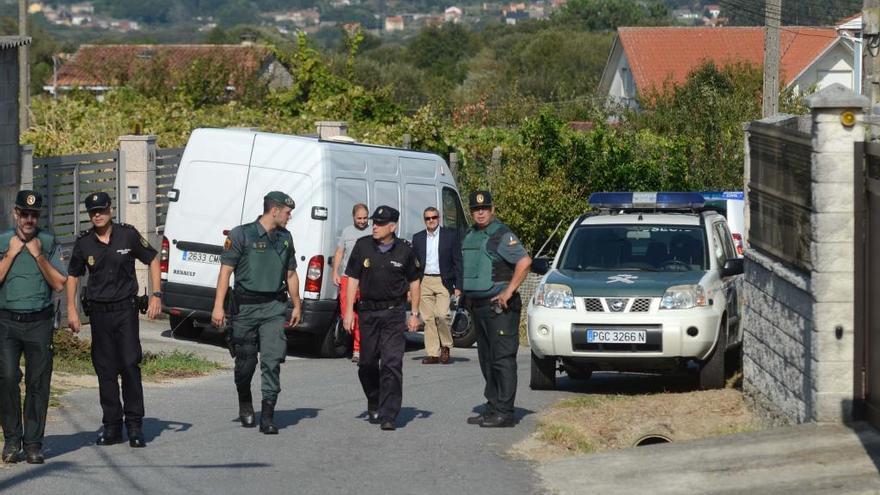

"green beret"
[264,191,295,209]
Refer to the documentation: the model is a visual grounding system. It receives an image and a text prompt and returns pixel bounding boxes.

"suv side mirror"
[721,258,744,277]
[531,257,551,275]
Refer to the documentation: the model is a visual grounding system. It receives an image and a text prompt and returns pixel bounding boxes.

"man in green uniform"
[212,191,302,435]
[461,191,531,428]
[0,191,67,464]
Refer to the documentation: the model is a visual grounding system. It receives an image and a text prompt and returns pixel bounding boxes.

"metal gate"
[855,141,880,427]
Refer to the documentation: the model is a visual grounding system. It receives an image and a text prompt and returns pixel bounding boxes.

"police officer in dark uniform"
[0,190,67,464]
[66,192,162,448]
[212,191,302,435]
[461,191,531,428]
[343,206,421,431]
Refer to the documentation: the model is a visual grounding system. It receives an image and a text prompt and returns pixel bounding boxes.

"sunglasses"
[18,210,39,219]
[424,215,439,221]
[373,221,391,226]
[470,206,491,212]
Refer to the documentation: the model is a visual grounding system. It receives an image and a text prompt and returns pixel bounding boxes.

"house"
[44,44,293,98]
[705,4,721,18]
[599,26,855,109]
[444,6,463,23]
[385,15,405,32]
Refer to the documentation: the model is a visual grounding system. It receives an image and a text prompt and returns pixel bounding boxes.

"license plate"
[182,251,221,264]
[586,329,647,344]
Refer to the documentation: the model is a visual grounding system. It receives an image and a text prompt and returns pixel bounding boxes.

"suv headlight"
[660,284,707,310]
[534,283,576,309]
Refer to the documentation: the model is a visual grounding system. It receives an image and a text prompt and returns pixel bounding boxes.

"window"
[334,178,368,240]
[713,222,736,262]
[442,187,467,238]
[403,184,437,239]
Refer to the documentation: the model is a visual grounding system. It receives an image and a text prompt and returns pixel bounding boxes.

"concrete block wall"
[742,84,866,423]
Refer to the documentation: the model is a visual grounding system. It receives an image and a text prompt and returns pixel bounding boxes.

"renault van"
[160,128,470,357]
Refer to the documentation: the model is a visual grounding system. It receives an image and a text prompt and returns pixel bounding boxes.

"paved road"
[0,319,568,494]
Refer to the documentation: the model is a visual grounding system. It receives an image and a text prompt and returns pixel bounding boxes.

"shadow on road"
[142,417,193,442]
[0,461,77,492]
[271,408,321,430]
[408,355,471,363]
[396,406,433,427]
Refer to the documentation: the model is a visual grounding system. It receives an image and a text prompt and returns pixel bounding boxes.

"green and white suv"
[527,192,744,390]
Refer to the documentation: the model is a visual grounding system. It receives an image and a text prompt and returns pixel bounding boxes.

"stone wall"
[0,47,18,229]
[742,84,865,423]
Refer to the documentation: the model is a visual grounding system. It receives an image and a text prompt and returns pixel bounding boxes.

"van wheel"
[317,315,352,358]
[530,351,557,390]
[170,315,200,339]
[699,320,727,390]
[451,307,477,348]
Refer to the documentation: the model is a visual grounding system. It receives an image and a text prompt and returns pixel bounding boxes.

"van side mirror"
[531,257,551,275]
[721,258,744,277]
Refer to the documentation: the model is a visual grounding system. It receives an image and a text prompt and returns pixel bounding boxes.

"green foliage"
[406,23,478,84]
[554,0,671,30]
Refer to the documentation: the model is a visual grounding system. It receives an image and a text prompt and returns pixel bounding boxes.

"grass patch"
[537,423,595,453]
[554,395,620,409]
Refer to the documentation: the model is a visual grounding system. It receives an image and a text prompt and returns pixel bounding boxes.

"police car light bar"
[588,192,705,210]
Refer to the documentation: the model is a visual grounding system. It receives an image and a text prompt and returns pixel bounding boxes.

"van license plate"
[182,251,221,264]
[586,329,646,344]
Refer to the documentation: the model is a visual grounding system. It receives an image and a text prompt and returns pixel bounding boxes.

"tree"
[406,23,478,84]
[553,0,671,31]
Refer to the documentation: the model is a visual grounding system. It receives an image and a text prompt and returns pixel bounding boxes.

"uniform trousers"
[89,304,144,428]
[420,275,452,357]
[231,299,287,403]
[339,276,361,353]
[0,316,53,448]
[357,307,406,421]
[471,293,521,418]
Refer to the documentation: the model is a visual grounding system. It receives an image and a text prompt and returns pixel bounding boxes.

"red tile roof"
[51,44,275,88]
[618,27,840,94]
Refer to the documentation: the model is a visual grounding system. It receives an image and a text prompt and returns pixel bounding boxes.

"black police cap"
[14,190,42,210]
[84,192,112,211]
[370,205,399,223]
[469,190,493,209]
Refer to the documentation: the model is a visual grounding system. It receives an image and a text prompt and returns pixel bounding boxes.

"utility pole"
[18,0,28,132]
[864,1,880,107]
[762,0,781,118]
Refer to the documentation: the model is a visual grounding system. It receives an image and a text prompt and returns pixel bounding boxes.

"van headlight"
[660,285,707,310]
[534,283,576,309]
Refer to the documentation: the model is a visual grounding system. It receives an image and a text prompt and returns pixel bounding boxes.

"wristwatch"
[151,291,162,298]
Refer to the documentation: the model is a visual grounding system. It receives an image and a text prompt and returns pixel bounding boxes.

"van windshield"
[558,225,707,272]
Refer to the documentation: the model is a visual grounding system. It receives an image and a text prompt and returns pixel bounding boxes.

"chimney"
[316,121,348,139]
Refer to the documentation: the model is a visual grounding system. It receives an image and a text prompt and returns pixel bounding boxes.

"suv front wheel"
[699,319,727,390]
[530,351,557,390]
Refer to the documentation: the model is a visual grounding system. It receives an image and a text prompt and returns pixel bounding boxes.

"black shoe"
[466,413,486,425]
[127,426,146,448]
[24,445,44,464]
[479,413,515,428]
[96,427,124,446]
[259,399,279,435]
[367,410,380,424]
[2,442,20,463]
[380,420,396,431]
[239,401,256,428]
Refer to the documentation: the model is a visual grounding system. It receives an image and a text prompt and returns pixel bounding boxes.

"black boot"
[96,425,124,446]
[238,388,256,428]
[259,399,279,435]
[127,424,146,448]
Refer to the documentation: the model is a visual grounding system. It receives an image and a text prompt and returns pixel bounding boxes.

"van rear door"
[164,130,254,289]
[243,134,320,296]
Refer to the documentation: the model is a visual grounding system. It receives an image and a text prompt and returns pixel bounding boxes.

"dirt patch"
[513,387,762,462]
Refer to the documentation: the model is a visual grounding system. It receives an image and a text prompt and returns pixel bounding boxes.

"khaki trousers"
[420,275,452,357]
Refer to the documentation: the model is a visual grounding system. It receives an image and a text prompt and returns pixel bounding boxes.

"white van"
[160,128,470,357]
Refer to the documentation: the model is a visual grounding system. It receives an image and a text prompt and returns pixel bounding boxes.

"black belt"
[357,297,406,311]
[424,274,441,277]
[234,289,287,305]
[0,306,53,322]
[88,297,137,314]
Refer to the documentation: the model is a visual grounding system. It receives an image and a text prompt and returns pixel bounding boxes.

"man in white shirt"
[412,207,463,364]
[333,203,370,362]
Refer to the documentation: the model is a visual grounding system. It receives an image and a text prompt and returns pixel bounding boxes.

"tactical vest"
[0,229,55,311]
[234,222,293,294]
[462,220,514,293]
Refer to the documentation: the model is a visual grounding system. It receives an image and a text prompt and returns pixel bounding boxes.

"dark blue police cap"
[15,190,42,210]
[84,192,112,211]
[370,205,399,223]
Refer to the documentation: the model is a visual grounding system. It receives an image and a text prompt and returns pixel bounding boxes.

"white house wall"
[606,52,638,109]
[790,43,854,95]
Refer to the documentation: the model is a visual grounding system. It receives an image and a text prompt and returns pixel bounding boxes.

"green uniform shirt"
[0,229,66,311]
[221,220,297,293]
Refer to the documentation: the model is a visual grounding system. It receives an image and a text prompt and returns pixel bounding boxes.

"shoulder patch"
[507,235,518,246]
[224,237,233,251]
[139,234,149,248]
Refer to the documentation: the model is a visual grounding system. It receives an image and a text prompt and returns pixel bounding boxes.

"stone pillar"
[316,121,348,139]
[118,135,158,297]
[805,83,868,421]
[19,144,32,189]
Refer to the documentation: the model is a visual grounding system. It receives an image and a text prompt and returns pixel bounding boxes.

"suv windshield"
[559,224,707,272]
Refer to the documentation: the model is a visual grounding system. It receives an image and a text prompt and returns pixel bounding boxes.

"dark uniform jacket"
[344,236,420,302]
[68,222,158,302]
